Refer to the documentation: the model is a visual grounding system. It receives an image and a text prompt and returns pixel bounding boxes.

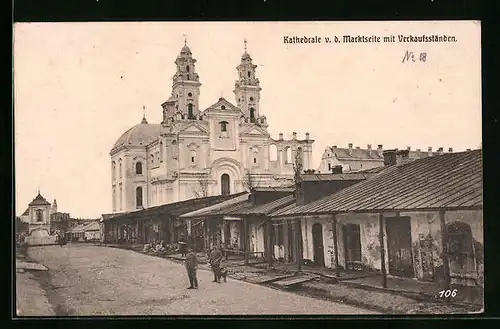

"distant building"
[19,191,58,235]
[317,144,453,173]
[19,191,95,234]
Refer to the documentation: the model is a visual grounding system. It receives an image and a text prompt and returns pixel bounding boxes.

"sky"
[14,21,482,218]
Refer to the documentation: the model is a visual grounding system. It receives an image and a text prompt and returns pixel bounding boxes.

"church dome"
[112,118,163,151]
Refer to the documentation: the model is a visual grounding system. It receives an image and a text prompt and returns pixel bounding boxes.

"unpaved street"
[21,244,377,315]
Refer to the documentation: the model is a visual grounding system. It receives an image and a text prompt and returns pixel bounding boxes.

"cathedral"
[109,41,314,213]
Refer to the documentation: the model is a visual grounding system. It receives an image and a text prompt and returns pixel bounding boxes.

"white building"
[110,42,314,213]
[19,191,58,235]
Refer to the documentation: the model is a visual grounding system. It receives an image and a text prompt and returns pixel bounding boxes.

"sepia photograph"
[14,21,483,316]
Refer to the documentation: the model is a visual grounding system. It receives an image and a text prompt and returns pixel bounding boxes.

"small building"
[317,144,451,173]
[67,223,87,242]
[83,221,101,242]
[18,191,59,246]
[272,149,483,288]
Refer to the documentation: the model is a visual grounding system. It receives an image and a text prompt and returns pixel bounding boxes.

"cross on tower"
[183,34,188,46]
[244,38,247,52]
[143,105,146,117]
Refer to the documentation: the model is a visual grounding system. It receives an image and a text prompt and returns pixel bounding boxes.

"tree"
[241,170,261,192]
[292,148,303,185]
[192,178,210,198]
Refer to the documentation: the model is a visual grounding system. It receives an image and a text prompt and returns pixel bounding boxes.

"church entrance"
[221,174,230,196]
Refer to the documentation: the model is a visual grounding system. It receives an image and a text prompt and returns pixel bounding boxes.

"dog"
[220,268,228,283]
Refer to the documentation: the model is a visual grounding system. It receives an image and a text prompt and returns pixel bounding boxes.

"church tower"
[171,40,202,120]
[233,40,261,123]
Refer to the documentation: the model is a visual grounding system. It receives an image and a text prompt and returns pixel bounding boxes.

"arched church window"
[172,140,178,159]
[220,121,228,132]
[136,186,143,209]
[186,65,190,72]
[250,108,256,123]
[36,209,43,222]
[119,185,123,210]
[119,159,122,178]
[328,163,332,171]
[112,188,116,212]
[188,103,194,119]
[191,150,196,164]
[187,74,190,80]
[112,161,116,179]
[221,174,230,196]
[253,157,257,164]
[136,162,143,175]
[247,71,251,78]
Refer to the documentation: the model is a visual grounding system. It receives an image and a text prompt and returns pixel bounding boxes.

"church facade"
[109,42,314,214]
[19,191,58,235]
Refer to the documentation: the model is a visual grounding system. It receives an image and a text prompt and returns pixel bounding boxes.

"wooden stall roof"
[270,150,483,217]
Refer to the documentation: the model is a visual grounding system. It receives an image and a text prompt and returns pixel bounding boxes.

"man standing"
[209,245,223,283]
[185,246,198,289]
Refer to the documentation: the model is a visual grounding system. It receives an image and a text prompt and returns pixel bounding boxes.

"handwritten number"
[438,289,457,298]
[402,50,427,63]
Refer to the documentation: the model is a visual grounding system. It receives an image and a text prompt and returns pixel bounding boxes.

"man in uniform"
[208,245,223,283]
[185,246,198,289]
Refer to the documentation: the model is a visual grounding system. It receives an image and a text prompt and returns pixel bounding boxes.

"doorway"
[312,223,325,267]
[343,223,362,271]
[385,217,414,277]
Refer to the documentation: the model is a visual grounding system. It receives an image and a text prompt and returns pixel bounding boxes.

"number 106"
[438,289,457,298]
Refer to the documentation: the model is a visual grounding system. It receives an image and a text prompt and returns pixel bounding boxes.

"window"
[112,161,116,180]
[253,157,257,164]
[136,187,143,209]
[119,159,122,178]
[249,97,254,102]
[136,162,143,175]
[221,105,226,110]
[36,209,43,222]
[119,186,122,210]
[186,65,190,72]
[150,154,154,164]
[112,188,116,212]
[284,147,292,164]
[191,150,196,164]
[247,71,251,78]
[188,103,194,119]
[221,174,230,196]
[269,144,278,161]
[220,121,228,132]
[328,163,332,171]
[188,92,192,97]
[159,141,163,162]
[250,108,256,123]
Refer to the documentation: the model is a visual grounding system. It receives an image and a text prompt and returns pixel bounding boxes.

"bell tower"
[171,39,202,120]
[233,39,261,123]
